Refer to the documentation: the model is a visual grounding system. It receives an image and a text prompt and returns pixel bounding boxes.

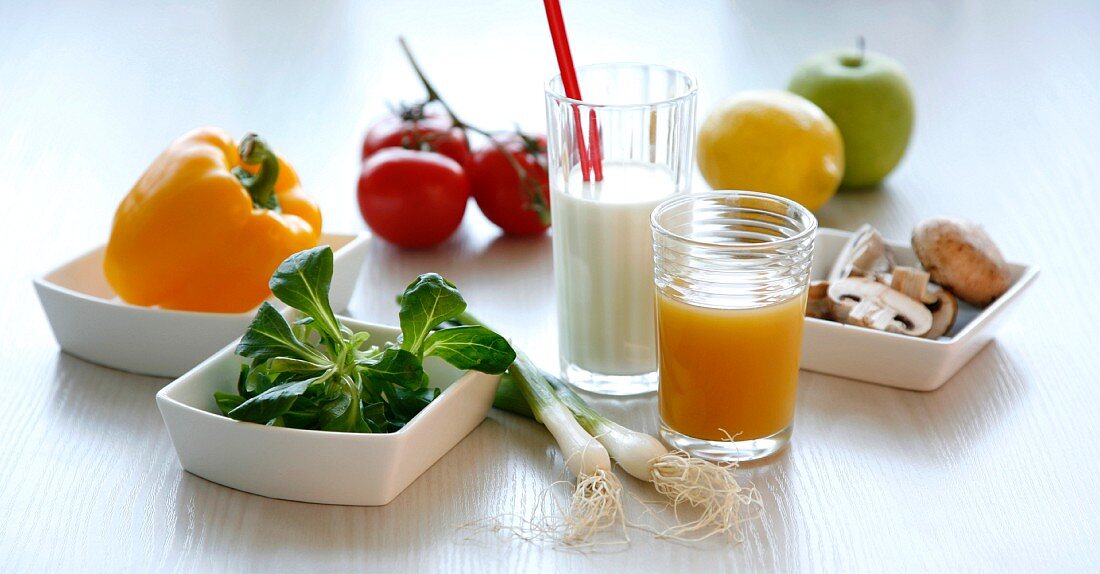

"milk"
[552,161,679,377]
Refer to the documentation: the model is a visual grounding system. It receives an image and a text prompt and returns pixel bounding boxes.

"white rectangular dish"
[800,228,1038,391]
[156,317,499,506]
[34,232,369,378]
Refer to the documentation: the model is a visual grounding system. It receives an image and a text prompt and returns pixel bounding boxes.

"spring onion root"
[504,352,624,545]
[565,468,625,545]
[548,374,761,542]
[457,312,758,544]
[648,453,762,541]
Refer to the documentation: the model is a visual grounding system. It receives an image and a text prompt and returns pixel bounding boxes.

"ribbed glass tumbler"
[651,191,817,462]
[546,63,697,396]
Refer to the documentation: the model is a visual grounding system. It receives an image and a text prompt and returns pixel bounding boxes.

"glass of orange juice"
[651,191,816,462]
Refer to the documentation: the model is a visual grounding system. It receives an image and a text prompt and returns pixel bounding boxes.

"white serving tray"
[800,228,1038,391]
[156,318,499,506]
[34,232,370,378]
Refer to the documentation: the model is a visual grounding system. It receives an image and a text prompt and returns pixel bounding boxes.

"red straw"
[588,109,602,181]
[543,0,603,182]
[571,104,591,182]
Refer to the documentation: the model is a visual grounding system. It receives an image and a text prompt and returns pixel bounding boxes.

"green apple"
[788,44,914,188]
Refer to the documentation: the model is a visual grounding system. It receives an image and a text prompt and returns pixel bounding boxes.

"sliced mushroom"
[889,266,935,304]
[874,267,957,338]
[827,224,895,283]
[922,283,958,339]
[827,277,933,336]
[806,280,831,319]
[912,217,1011,307]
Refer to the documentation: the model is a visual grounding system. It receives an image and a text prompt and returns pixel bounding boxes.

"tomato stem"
[398,37,469,132]
[398,36,550,224]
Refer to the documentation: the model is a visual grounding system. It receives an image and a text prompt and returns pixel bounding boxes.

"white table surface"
[2,0,1099,572]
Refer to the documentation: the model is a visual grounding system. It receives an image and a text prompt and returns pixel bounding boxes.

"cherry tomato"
[361,104,468,165]
[357,148,469,248]
[467,134,550,236]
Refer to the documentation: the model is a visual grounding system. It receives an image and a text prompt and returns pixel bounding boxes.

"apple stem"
[856,35,866,65]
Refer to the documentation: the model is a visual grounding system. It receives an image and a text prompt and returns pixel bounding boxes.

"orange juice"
[656,292,807,441]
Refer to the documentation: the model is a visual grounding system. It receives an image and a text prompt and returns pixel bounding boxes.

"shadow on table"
[815,183,895,231]
[797,340,1029,466]
[358,223,552,293]
[164,411,566,559]
[348,225,553,327]
[44,351,167,433]
[815,179,942,231]
[453,229,555,297]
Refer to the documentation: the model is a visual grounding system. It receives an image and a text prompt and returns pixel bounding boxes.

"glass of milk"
[545,64,697,395]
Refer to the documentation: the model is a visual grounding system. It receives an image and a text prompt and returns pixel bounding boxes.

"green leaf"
[269,246,343,345]
[398,273,467,353]
[388,386,440,423]
[410,370,430,390]
[318,392,356,432]
[281,402,321,428]
[236,302,321,362]
[423,325,516,374]
[214,392,246,416]
[358,347,425,386]
[360,401,388,432]
[347,330,371,352]
[227,376,324,423]
[239,365,278,397]
[268,357,331,374]
[236,364,253,398]
[217,266,500,436]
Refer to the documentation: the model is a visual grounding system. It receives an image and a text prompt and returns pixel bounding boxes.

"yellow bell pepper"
[104,128,323,313]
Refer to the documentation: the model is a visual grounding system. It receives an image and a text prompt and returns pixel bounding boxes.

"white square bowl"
[156,317,500,506]
[800,228,1039,391]
[34,232,370,378]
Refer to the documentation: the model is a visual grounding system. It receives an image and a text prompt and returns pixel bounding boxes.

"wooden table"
[2,0,1098,571]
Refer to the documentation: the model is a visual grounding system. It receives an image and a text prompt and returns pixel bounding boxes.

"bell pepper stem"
[233,133,281,211]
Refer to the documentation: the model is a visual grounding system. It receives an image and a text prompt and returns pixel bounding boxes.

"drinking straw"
[542,0,603,181]
[588,109,602,181]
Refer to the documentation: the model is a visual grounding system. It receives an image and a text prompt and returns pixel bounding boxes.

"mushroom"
[828,224,895,283]
[922,283,959,339]
[827,277,933,337]
[872,266,959,339]
[911,217,1011,307]
[805,280,831,319]
[888,266,934,303]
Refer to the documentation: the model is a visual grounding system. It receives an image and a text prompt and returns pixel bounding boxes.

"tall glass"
[651,192,816,461]
[545,63,697,396]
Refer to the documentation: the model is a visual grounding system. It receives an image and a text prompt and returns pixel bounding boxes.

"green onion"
[508,349,611,479]
[455,313,623,545]
[481,316,762,543]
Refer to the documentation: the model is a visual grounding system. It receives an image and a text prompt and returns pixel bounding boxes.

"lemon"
[696,90,844,212]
